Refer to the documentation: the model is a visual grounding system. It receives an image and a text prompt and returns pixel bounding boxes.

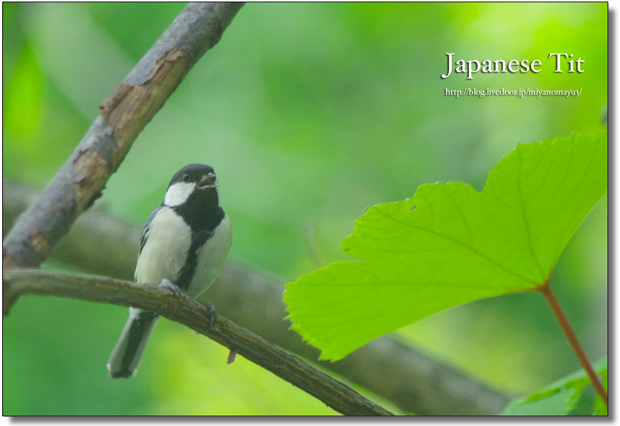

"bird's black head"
[164,164,218,208]
[163,163,225,232]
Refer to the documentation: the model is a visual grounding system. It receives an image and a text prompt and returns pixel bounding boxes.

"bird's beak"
[197,172,217,189]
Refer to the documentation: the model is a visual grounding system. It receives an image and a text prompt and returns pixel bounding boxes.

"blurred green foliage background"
[3,2,607,415]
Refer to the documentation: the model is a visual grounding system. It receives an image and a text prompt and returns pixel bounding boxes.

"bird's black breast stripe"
[176,228,214,291]
[174,190,224,234]
[172,189,225,290]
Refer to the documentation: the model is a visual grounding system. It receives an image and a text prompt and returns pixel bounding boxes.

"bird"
[107,163,233,379]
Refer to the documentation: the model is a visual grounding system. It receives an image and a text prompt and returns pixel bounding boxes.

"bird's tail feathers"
[107,309,159,379]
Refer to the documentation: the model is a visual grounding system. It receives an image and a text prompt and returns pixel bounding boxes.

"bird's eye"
[182,173,190,182]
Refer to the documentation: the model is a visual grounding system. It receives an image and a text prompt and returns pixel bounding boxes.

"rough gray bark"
[2,3,244,270]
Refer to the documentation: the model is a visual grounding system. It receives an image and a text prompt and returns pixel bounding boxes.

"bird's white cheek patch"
[164,182,195,207]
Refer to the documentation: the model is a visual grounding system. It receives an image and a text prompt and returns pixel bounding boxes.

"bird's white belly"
[134,207,191,285]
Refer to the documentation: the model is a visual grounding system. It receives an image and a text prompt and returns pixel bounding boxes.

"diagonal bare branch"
[2,3,244,270]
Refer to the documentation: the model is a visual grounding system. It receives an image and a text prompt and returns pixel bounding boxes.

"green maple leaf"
[284,132,606,360]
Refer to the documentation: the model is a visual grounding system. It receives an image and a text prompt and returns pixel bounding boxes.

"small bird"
[107,164,233,378]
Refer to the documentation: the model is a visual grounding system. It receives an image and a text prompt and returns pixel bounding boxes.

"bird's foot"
[159,279,181,298]
[201,301,218,329]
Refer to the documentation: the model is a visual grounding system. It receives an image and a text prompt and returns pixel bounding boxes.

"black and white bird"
[107,164,233,379]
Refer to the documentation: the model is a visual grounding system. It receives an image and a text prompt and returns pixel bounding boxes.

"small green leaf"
[284,132,606,360]
[502,388,575,416]
[592,365,608,416]
[501,358,607,415]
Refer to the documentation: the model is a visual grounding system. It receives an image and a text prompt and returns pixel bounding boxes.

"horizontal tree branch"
[3,269,392,416]
[2,3,509,415]
[3,179,511,414]
[2,2,244,270]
